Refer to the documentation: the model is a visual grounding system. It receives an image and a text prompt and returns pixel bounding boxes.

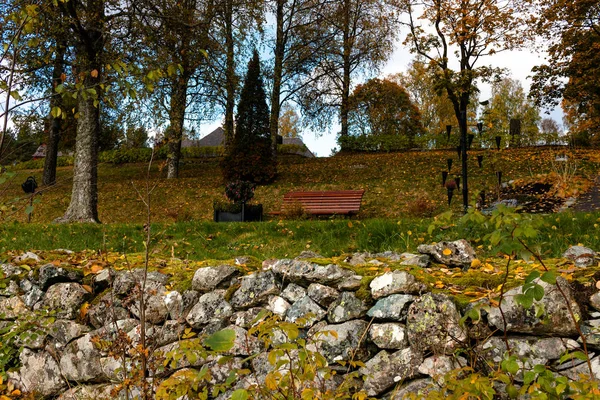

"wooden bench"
[270,190,365,216]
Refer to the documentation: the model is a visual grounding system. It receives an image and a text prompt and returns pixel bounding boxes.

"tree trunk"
[224,0,235,145]
[339,0,351,143]
[269,0,285,156]
[56,0,103,223]
[166,74,189,179]
[43,40,66,186]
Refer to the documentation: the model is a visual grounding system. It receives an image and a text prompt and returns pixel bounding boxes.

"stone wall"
[1,246,599,399]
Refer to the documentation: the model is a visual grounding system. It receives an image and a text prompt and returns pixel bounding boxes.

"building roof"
[182,126,314,157]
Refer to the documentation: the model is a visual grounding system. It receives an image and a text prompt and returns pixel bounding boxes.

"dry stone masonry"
[1,242,599,399]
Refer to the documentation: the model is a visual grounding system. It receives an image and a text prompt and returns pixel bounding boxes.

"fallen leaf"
[442,248,452,256]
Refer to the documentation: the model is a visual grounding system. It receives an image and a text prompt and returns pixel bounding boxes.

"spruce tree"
[222,50,276,184]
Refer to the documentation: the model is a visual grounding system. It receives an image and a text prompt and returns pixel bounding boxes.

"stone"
[563,245,596,267]
[225,325,262,356]
[13,252,41,265]
[481,336,580,380]
[346,253,369,266]
[417,239,476,268]
[418,355,467,383]
[400,254,431,268]
[308,320,372,363]
[182,290,200,315]
[370,270,427,299]
[56,384,136,400]
[156,340,210,371]
[59,333,105,382]
[327,292,368,323]
[266,295,290,317]
[12,349,66,396]
[295,250,323,259]
[359,348,423,396]
[128,288,170,325]
[87,293,130,329]
[164,290,184,320]
[285,296,326,327]
[271,259,355,287]
[390,378,434,399]
[0,263,23,278]
[113,269,169,296]
[487,277,581,336]
[307,283,339,307]
[368,323,408,350]
[367,294,416,321]
[186,290,233,329]
[230,270,279,309]
[280,283,307,303]
[93,268,116,291]
[0,296,29,320]
[591,293,600,312]
[230,307,269,329]
[0,280,19,296]
[337,275,363,291]
[154,320,187,347]
[21,285,43,308]
[559,355,600,381]
[49,320,91,345]
[192,265,238,292]
[406,293,466,355]
[38,263,83,290]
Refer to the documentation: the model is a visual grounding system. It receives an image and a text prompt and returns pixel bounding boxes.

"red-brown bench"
[270,190,365,216]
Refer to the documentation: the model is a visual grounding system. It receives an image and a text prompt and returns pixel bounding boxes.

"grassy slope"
[3,147,600,224]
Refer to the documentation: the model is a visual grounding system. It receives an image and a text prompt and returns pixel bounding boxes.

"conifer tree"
[222,50,276,184]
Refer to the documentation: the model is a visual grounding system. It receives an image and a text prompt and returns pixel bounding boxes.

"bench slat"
[272,189,365,216]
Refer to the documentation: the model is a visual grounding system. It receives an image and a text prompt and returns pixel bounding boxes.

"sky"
[197,40,562,158]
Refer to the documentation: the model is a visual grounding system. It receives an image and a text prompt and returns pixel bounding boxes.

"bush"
[337,134,414,152]
[225,180,255,203]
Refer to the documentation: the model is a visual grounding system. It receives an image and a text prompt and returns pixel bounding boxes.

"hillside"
[2,147,599,224]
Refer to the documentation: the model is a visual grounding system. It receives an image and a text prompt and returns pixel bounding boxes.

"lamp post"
[460,109,468,212]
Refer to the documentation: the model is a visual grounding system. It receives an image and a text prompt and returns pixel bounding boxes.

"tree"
[347,78,424,146]
[299,0,398,144]
[279,105,302,138]
[401,0,527,208]
[540,117,562,145]
[221,50,276,184]
[393,59,456,148]
[482,77,541,147]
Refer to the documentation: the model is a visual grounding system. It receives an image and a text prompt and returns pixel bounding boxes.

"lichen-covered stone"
[128,290,170,325]
[266,295,290,317]
[87,293,130,329]
[308,320,371,363]
[13,252,41,265]
[390,378,434,399]
[406,293,466,355]
[92,268,115,291]
[307,283,339,307]
[0,296,29,320]
[192,265,238,292]
[38,263,83,290]
[40,282,90,320]
[367,294,416,321]
[369,270,427,299]
[418,355,467,383]
[487,277,581,336]
[49,320,91,345]
[417,239,476,268]
[113,269,169,296]
[225,325,262,356]
[271,259,355,287]
[56,383,136,399]
[336,275,363,291]
[280,283,307,303]
[11,349,66,397]
[368,323,408,350]
[400,254,431,268]
[0,263,23,278]
[230,270,279,309]
[186,290,233,328]
[563,245,596,267]
[230,307,269,329]
[285,296,326,327]
[327,292,368,323]
[359,348,423,396]
[59,333,105,382]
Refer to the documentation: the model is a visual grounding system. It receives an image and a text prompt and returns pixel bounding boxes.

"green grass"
[3,147,600,224]
[1,211,600,261]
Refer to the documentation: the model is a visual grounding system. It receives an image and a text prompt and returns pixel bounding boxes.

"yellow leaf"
[471,259,482,268]
[347,221,353,228]
[0,395,10,400]
[90,264,104,274]
[11,389,21,396]
[442,248,452,256]
[80,302,90,319]
[82,284,93,293]
[90,69,98,78]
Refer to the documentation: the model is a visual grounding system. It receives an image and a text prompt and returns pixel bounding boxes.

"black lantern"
[456,146,461,159]
[480,191,486,205]
[446,125,452,142]
[477,155,483,168]
[455,177,460,190]
[442,171,448,186]
[477,122,483,135]
[447,158,453,171]
[496,171,503,186]
[495,136,502,150]
[467,134,475,150]
[22,176,37,194]
[447,187,454,205]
